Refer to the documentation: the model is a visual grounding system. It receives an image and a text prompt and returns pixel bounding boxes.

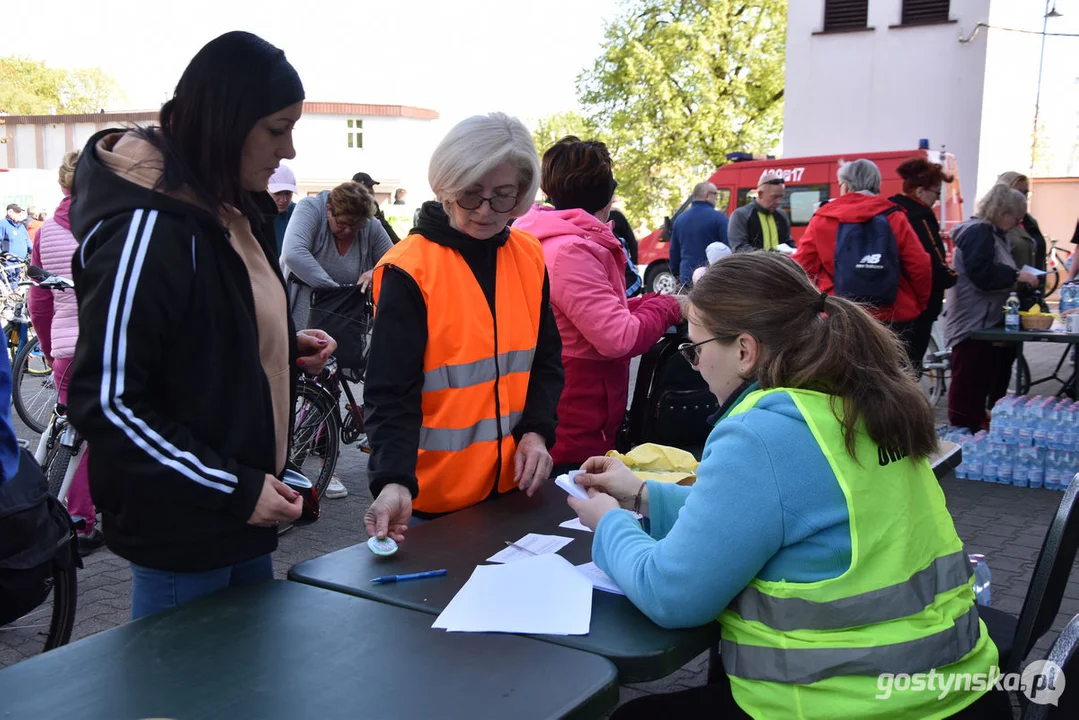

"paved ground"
[2,340,1078,715]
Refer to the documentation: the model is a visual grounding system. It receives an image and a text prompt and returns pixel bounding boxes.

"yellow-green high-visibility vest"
[719,388,998,719]
[758,211,778,250]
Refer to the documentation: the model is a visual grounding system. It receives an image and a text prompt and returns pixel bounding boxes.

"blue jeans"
[129,553,274,620]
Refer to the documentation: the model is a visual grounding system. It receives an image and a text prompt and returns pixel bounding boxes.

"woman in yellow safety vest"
[362,112,564,540]
[568,252,1007,719]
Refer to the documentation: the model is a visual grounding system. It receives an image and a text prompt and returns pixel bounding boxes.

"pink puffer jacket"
[514,205,682,465]
[28,194,79,360]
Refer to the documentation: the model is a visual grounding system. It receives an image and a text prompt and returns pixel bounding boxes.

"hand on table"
[248,475,304,527]
[296,328,337,374]
[574,456,646,513]
[514,432,552,496]
[364,483,412,542]
[567,489,621,532]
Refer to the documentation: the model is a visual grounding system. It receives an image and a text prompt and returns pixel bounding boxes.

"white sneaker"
[325,477,348,499]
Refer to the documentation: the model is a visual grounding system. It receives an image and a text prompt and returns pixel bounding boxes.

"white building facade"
[1,102,441,213]
[784,0,1052,207]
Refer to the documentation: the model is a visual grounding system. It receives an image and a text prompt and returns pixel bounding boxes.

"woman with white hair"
[946,185,1039,431]
[996,171,1047,311]
[362,112,564,541]
[793,158,932,367]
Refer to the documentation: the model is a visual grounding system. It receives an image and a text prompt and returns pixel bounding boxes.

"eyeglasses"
[925,187,942,198]
[456,192,518,213]
[678,337,721,365]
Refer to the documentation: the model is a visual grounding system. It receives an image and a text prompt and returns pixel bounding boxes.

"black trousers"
[948,338,1017,432]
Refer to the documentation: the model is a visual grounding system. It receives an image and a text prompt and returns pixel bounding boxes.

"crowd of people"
[2,27,1075,719]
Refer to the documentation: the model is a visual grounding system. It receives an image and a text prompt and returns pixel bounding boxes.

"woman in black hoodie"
[68,32,335,619]
[890,158,958,369]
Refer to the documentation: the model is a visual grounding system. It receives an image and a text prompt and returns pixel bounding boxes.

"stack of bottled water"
[944,394,1078,491]
[1060,282,1078,314]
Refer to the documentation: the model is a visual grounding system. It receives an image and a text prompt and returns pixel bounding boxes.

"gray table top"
[289,486,720,683]
[0,581,618,720]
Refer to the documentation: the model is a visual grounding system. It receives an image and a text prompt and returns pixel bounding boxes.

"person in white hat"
[728,169,792,252]
[268,164,299,255]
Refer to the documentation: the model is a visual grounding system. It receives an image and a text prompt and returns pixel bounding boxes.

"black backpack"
[0,449,79,625]
[306,285,372,375]
[623,328,717,455]
[832,206,902,307]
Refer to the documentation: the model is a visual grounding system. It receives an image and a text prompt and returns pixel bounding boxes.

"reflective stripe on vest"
[424,349,536,393]
[723,604,982,685]
[731,549,973,632]
[419,411,523,452]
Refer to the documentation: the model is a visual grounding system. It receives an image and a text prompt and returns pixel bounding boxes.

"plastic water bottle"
[1062,283,1076,314]
[984,444,1001,483]
[999,445,1015,485]
[969,554,992,606]
[1030,447,1047,489]
[1005,292,1021,333]
[967,436,985,481]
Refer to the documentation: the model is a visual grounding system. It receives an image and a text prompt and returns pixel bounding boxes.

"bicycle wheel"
[12,339,55,433]
[918,336,948,407]
[1045,268,1060,298]
[290,380,340,499]
[46,446,74,501]
[0,556,78,658]
[1016,356,1032,396]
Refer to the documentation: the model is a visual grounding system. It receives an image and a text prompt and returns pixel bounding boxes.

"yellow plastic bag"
[606,443,698,485]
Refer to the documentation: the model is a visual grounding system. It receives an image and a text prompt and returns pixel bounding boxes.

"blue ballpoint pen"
[371,569,448,584]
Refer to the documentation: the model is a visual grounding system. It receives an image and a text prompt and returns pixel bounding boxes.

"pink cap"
[268,165,298,194]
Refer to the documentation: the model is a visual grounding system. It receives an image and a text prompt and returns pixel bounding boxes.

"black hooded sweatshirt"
[364,201,564,507]
[67,129,297,572]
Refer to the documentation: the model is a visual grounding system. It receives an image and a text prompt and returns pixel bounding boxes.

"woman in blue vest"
[568,252,1006,719]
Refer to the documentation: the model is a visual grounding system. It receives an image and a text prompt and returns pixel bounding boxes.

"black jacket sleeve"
[512,271,564,448]
[363,266,425,499]
[909,213,957,291]
[67,212,266,520]
[958,223,1019,293]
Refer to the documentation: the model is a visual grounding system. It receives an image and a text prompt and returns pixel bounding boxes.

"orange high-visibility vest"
[372,228,546,513]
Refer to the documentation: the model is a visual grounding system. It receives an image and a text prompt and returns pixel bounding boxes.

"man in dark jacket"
[669,182,729,285]
[353,171,400,244]
[728,171,792,252]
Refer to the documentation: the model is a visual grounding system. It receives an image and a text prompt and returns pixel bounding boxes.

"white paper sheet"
[486,533,573,564]
[432,554,593,635]
[576,562,625,595]
[559,517,593,533]
[1022,264,1047,276]
[554,471,589,500]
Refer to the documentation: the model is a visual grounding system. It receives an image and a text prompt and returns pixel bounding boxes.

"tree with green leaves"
[0,57,121,115]
[557,0,786,226]
[531,110,596,158]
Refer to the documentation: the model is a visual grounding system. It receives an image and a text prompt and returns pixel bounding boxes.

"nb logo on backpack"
[832,207,901,308]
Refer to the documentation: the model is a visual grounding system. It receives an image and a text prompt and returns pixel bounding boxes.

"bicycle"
[287,293,374,496]
[1044,237,1072,298]
[10,266,74,434]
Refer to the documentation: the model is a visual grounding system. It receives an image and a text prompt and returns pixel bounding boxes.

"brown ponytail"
[687,253,938,460]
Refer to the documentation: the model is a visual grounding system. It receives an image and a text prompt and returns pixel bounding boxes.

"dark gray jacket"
[944,219,1019,347]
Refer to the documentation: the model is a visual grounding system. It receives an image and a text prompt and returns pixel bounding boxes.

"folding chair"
[1020,613,1079,719]
[979,477,1079,675]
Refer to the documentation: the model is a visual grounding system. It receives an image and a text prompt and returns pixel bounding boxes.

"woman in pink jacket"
[27,151,103,554]
[515,137,682,467]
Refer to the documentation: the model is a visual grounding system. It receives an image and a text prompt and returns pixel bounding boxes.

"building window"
[347,118,363,149]
[823,0,869,32]
[900,0,950,25]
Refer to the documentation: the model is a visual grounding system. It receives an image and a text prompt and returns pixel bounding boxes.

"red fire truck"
[636,146,964,293]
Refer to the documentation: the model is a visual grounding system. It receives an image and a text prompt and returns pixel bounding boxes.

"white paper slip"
[576,562,625,595]
[486,533,573,564]
[554,471,590,500]
[432,554,593,635]
[559,517,593,533]
[1022,265,1047,276]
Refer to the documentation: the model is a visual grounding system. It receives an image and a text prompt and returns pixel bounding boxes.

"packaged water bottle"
[967,436,985,481]
[1005,292,1021,333]
[1033,397,1053,447]
[1029,447,1046,489]
[1000,396,1018,444]
[984,444,1000,483]
[999,447,1015,485]
[1062,451,1078,491]
[1018,399,1035,446]
[1062,283,1076,313]
[1046,449,1063,491]
[969,554,992,606]
[1064,406,1079,449]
